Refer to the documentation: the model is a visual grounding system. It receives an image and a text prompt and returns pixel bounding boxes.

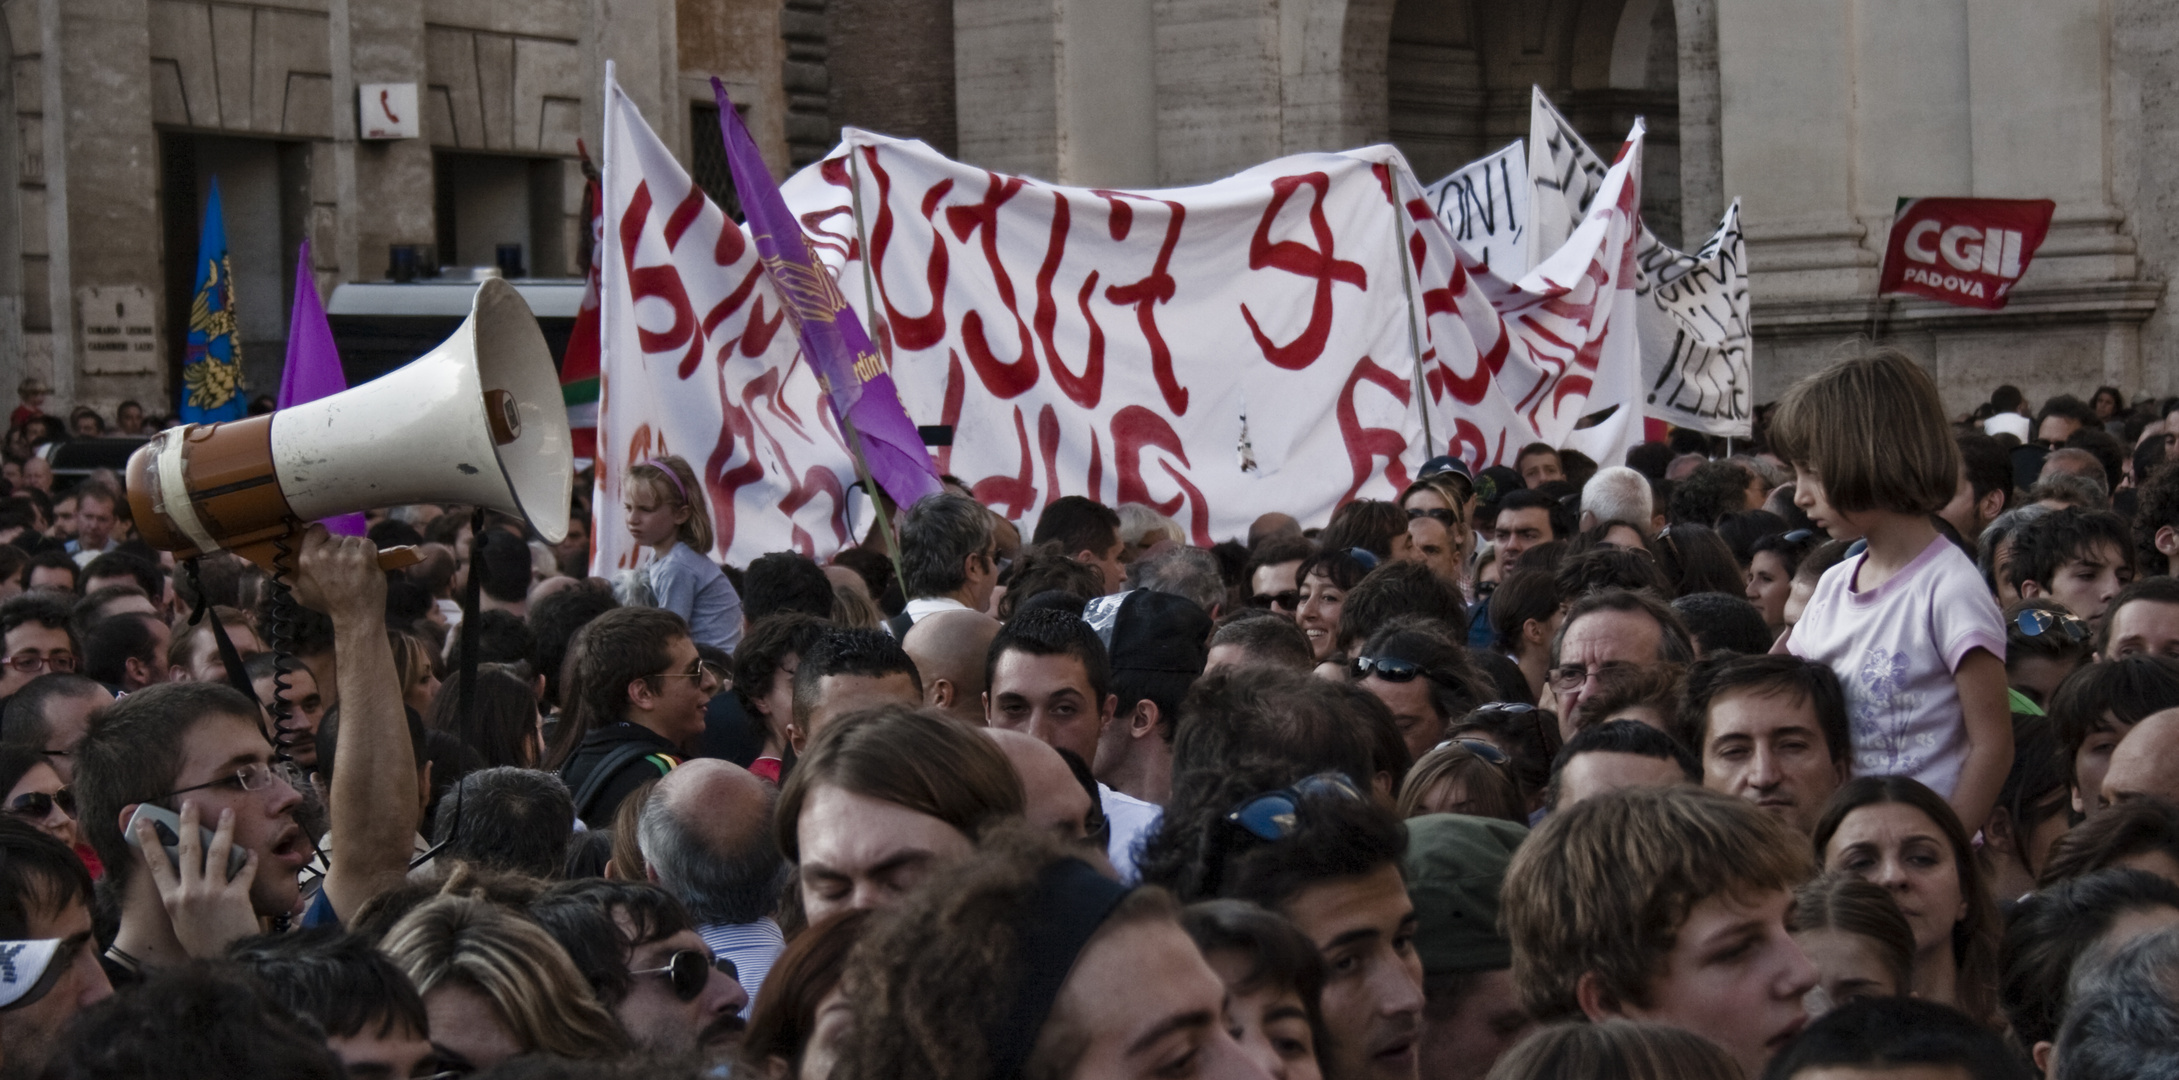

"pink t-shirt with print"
[1787,535,2005,799]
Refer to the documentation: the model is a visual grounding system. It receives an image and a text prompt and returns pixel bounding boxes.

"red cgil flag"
[1878,197,2055,311]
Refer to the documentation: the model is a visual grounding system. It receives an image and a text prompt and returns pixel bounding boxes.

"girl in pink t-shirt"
[1771,350,2012,834]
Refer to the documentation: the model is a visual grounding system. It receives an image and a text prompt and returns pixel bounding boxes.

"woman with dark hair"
[2091,384,2125,424]
[1746,529,1820,637]
[1649,523,1746,599]
[427,666,543,769]
[1788,874,1916,1010]
[1294,548,1371,666]
[0,744,81,858]
[1182,899,1327,1080]
[1813,776,2003,1026]
[389,629,441,717]
[743,909,872,1080]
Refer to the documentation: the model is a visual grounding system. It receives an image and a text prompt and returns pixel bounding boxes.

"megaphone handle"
[375,545,423,571]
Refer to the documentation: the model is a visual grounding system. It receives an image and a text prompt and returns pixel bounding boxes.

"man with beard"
[529,879,750,1061]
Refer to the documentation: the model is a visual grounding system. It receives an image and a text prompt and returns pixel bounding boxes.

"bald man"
[901,608,1002,726]
[2104,708,2179,807]
[637,758,787,1013]
[1248,512,1302,547]
[982,728,1097,847]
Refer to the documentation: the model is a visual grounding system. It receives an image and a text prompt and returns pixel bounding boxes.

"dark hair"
[1789,874,1916,998]
[527,879,694,1008]
[733,612,831,716]
[1206,609,1313,671]
[1450,703,1559,798]
[227,927,430,1041]
[1552,546,1670,607]
[18,550,76,592]
[559,607,689,765]
[72,682,264,897]
[2045,656,2179,790]
[1030,496,1120,564]
[2038,394,2099,429]
[1490,569,1559,653]
[2066,427,2126,491]
[1547,720,1698,809]
[0,816,92,937]
[2040,798,2179,887]
[1166,669,1376,794]
[899,493,995,600]
[1293,546,1372,594]
[1678,653,1849,765]
[2000,868,2179,1047]
[528,580,619,711]
[1336,560,1467,652]
[1247,535,1317,580]
[1760,996,2030,1080]
[81,610,160,685]
[1952,433,2013,507]
[429,667,543,770]
[2006,507,2133,592]
[2134,462,2179,573]
[1650,523,1746,598]
[1317,500,1408,560]
[1143,759,1406,905]
[1713,510,1788,566]
[1814,776,2003,1027]
[984,607,1110,708]
[996,542,1106,620]
[473,530,534,605]
[446,608,536,672]
[49,961,344,1080]
[1670,593,1774,657]
[431,767,573,879]
[1181,898,1328,1051]
[1495,489,1567,538]
[1749,529,1820,585]
[793,626,923,731]
[1668,461,1753,527]
[1356,616,1489,729]
[0,592,72,652]
[743,552,840,622]
[78,551,162,600]
[743,909,871,1075]
[1553,588,1696,666]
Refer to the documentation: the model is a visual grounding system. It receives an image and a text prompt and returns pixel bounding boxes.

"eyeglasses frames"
[654,660,731,687]
[631,949,739,1002]
[1249,590,1300,611]
[5,790,72,818]
[1352,655,1429,683]
[161,762,280,803]
[1226,772,1363,842]
[2,653,74,676]
[2015,607,2091,643]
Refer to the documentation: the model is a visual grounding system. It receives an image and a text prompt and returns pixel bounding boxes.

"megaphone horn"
[128,277,574,572]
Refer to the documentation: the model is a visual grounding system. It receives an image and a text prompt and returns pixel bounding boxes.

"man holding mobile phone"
[73,528,420,980]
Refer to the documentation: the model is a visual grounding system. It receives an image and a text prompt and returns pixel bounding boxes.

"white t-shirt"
[1100,784,1162,885]
[1787,536,2004,799]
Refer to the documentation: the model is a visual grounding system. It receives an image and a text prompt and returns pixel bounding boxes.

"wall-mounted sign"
[360,83,420,140]
[77,285,158,374]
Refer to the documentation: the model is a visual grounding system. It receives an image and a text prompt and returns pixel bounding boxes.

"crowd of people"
[1,348,2179,1079]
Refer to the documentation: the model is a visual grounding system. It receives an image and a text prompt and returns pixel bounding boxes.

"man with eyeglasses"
[529,880,750,1062]
[74,528,420,974]
[1545,588,1695,725]
[0,594,75,702]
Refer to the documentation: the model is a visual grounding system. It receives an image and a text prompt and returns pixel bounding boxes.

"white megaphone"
[127,277,573,571]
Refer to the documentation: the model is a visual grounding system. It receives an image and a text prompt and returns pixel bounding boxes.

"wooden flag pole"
[843,139,908,585]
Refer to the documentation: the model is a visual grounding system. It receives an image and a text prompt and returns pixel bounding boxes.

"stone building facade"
[6,0,2175,418]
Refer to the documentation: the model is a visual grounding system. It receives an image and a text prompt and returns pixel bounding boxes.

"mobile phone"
[124,804,249,882]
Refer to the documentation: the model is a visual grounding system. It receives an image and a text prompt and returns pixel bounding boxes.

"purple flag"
[279,240,365,536]
[711,78,942,511]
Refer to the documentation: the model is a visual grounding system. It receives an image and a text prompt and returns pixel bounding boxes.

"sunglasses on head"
[5,791,71,818]
[1406,507,1461,527]
[631,949,738,1002]
[1782,529,1817,544]
[1430,737,1509,766]
[1352,655,1428,682]
[2015,607,2091,643]
[1250,590,1301,610]
[1226,773,1363,842]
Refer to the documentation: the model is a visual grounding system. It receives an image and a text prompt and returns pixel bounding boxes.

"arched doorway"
[1386,0,1690,246]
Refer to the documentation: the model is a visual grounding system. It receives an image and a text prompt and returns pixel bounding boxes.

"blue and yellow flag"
[180,178,246,423]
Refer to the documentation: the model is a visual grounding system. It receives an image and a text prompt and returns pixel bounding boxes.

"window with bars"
[689,103,743,223]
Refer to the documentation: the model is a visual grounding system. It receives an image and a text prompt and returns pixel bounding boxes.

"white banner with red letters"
[594,69,1648,563]
[594,71,864,573]
[775,128,1647,545]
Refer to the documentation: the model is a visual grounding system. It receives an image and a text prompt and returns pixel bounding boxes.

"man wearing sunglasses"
[1247,536,1314,621]
[530,880,750,1061]
[564,607,724,828]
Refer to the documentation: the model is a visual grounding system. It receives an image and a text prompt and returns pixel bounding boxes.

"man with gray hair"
[639,758,787,1013]
[1127,546,1227,619]
[431,767,574,880]
[1578,465,1655,535]
[2053,924,2179,1080]
[886,492,999,637]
